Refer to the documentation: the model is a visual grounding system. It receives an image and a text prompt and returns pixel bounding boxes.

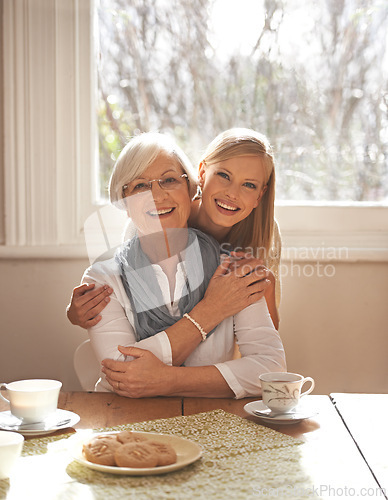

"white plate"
[244,400,317,425]
[0,409,80,436]
[72,431,202,475]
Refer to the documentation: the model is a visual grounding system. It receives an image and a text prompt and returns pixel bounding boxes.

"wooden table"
[58,392,182,429]
[184,395,387,499]
[331,393,388,497]
[0,392,385,499]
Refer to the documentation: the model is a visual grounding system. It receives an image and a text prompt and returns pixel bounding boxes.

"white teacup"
[259,372,315,414]
[0,431,24,479]
[0,379,62,423]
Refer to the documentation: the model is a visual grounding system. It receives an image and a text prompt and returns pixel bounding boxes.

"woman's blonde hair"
[109,132,197,208]
[200,128,275,258]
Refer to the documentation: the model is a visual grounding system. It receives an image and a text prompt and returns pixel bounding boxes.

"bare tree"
[97,0,388,202]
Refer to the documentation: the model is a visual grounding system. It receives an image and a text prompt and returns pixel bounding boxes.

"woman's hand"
[223,252,279,328]
[199,254,271,325]
[101,346,170,398]
[227,251,269,277]
[66,283,113,329]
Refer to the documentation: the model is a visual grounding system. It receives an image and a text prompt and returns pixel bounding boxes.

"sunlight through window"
[96,0,388,204]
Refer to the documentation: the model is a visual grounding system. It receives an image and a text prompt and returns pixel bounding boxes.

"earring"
[195,184,202,199]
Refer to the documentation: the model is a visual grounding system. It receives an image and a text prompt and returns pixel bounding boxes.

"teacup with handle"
[259,372,315,414]
[0,379,62,424]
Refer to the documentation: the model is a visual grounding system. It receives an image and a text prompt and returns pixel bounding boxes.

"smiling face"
[123,153,191,237]
[198,155,267,233]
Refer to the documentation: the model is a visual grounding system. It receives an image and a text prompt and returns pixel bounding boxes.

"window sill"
[1,202,387,261]
[275,204,388,262]
[0,243,387,263]
[0,245,89,259]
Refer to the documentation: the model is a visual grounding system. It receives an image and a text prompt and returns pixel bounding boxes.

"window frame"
[1,0,387,262]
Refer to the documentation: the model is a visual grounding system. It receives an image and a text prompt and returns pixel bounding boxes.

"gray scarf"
[115,228,220,341]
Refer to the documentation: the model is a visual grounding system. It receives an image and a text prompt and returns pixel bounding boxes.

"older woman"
[82,132,285,398]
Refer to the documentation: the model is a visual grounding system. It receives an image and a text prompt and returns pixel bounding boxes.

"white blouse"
[82,255,286,399]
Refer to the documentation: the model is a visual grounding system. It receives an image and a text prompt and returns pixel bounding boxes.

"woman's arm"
[161,256,272,365]
[264,270,279,329]
[267,218,282,323]
[84,256,272,369]
[67,269,279,333]
[101,346,235,398]
[213,298,286,399]
[101,298,285,399]
[228,251,279,329]
[83,266,174,366]
[67,217,282,333]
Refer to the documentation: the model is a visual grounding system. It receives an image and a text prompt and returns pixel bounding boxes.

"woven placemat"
[3,409,314,499]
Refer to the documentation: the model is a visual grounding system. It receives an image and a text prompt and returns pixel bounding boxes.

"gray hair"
[109,132,197,208]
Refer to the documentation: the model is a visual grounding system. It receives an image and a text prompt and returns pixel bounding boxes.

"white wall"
[279,260,388,394]
[1,258,387,395]
[0,259,88,391]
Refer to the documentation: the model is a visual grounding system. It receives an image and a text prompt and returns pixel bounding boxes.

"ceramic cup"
[0,379,62,424]
[0,431,24,479]
[259,372,315,414]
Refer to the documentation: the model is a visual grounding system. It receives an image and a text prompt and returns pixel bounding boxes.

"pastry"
[116,430,149,445]
[148,440,177,466]
[114,442,159,468]
[83,434,121,466]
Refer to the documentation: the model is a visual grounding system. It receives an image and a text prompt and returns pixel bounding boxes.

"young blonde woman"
[67,128,281,331]
[79,132,285,398]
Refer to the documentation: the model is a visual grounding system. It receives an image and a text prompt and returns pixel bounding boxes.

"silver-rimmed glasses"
[122,173,188,197]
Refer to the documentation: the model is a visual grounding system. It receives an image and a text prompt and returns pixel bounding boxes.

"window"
[1,0,387,261]
[96,0,388,204]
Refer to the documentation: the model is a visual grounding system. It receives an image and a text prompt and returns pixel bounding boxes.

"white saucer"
[0,409,80,436]
[244,400,317,425]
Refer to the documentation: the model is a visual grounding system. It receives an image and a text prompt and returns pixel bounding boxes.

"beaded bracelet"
[183,313,207,342]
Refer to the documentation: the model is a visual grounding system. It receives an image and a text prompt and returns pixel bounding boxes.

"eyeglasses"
[122,173,188,197]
